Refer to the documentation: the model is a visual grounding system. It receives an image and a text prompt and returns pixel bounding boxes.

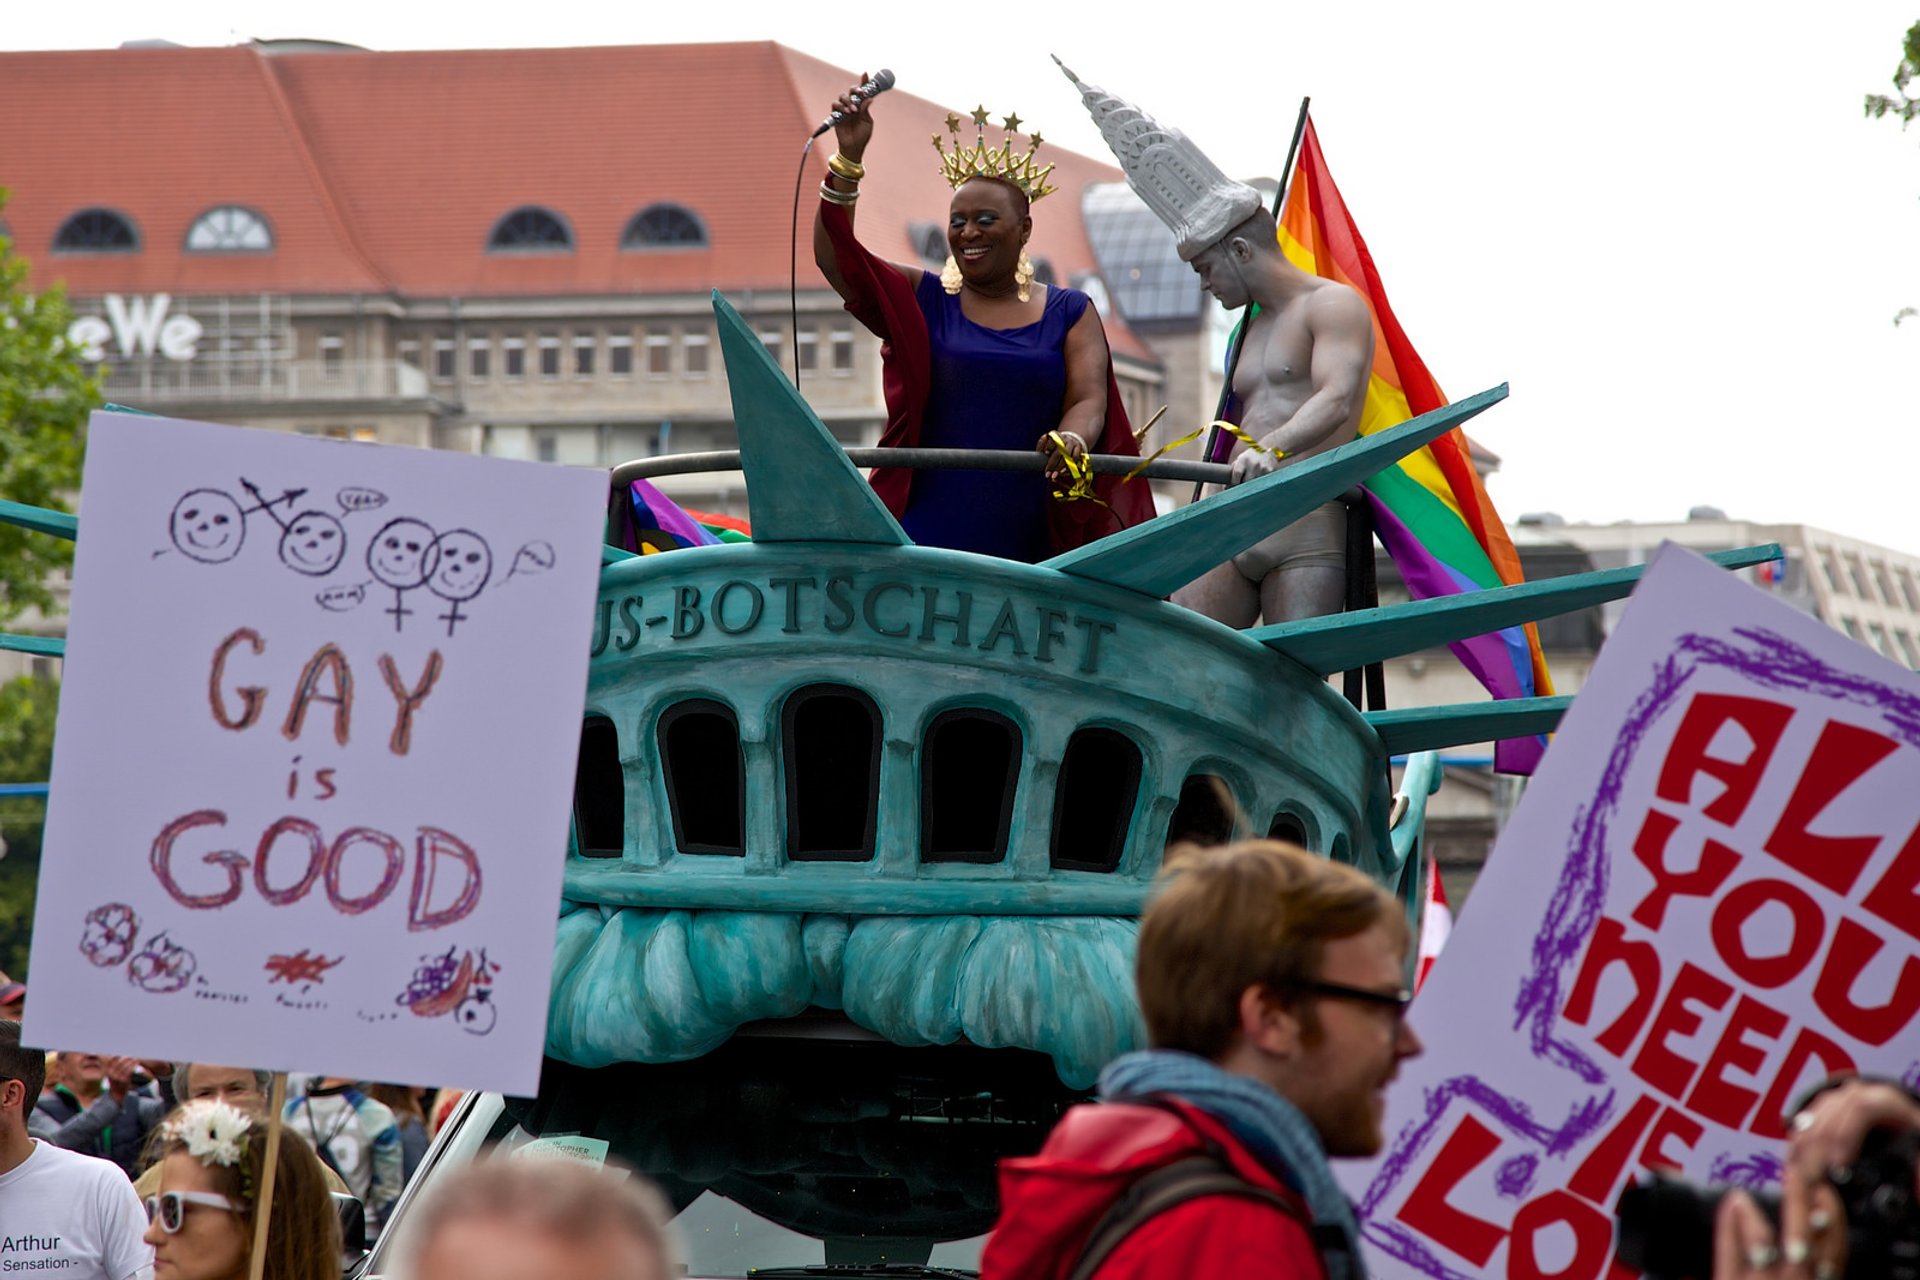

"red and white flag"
[1415,851,1451,990]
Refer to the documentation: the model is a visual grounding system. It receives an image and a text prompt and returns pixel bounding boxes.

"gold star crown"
[931,106,1058,203]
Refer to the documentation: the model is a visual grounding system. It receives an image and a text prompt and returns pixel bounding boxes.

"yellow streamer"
[1045,430,1109,511]
[1119,420,1285,483]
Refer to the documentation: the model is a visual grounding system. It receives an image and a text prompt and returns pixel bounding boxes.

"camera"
[1615,1127,1920,1279]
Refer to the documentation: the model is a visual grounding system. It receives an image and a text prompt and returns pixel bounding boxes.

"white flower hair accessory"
[166,1098,254,1170]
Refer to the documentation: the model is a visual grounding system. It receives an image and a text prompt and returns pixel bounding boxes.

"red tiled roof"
[0,42,1136,318]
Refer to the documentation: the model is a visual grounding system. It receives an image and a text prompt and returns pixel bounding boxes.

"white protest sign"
[1343,544,1920,1280]
[24,412,606,1096]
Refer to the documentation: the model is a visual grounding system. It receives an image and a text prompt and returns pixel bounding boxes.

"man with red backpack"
[983,840,1424,1280]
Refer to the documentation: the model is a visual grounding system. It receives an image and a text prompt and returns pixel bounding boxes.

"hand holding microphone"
[814,69,896,142]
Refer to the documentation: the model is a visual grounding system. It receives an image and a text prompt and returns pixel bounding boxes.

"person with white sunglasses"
[141,1098,337,1280]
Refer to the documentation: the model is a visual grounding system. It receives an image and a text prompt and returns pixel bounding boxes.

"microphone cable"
[789,135,817,393]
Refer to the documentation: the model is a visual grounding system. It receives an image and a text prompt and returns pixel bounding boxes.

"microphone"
[812,69,896,138]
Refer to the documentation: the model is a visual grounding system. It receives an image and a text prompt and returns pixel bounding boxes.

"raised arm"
[1037,305,1112,482]
[1231,285,1374,485]
[812,77,918,311]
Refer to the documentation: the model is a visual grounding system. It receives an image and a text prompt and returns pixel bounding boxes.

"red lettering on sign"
[1709,878,1825,988]
[281,643,353,746]
[1639,1104,1704,1173]
[1753,1027,1856,1140]
[1863,821,1920,945]
[1810,916,1920,1046]
[1630,961,1733,1100]
[1764,720,1900,894]
[1395,1114,1507,1267]
[1684,993,1789,1130]
[1562,917,1661,1057]
[1567,1094,1659,1203]
[208,628,266,730]
[251,816,325,907]
[1655,693,1794,825]
[1508,1190,1616,1280]
[1629,808,1740,931]
[150,810,244,909]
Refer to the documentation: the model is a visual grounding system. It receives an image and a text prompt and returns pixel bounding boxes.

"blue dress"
[899,273,1091,563]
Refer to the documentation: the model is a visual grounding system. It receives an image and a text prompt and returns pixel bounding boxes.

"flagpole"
[246,1072,288,1280]
[1188,95,1312,505]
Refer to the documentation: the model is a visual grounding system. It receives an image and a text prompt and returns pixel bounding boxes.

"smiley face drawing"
[279,510,347,577]
[426,529,492,636]
[367,517,439,631]
[169,489,246,563]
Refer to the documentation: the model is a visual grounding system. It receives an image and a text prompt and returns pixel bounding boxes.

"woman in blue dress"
[812,78,1154,561]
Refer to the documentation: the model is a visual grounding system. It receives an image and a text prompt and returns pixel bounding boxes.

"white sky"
[12,2,1920,552]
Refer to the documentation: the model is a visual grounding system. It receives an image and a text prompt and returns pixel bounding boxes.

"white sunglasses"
[145,1190,240,1233]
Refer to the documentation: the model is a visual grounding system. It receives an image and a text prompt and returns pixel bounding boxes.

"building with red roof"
[1,40,1193,510]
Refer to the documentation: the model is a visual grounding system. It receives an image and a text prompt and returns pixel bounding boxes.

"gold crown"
[931,106,1058,203]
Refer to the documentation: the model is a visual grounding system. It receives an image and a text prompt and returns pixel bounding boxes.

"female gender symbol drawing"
[426,529,492,636]
[366,517,439,632]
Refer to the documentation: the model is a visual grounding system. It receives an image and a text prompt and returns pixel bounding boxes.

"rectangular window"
[397,339,421,369]
[1842,616,1864,643]
[1847,554,1870,599]
[503,336,526,381]
[1873,562,1897,606]
[684,331,710,377]
[319,332,344,381]
[646,330,672,377]
[830,323,854,373]
[535,429,559,463]
[757,327,782,368]
[1821,549,1844,593]
[608,334,634,377]
[1898,630,1919,668]
[1900,568,1920,612]
[573,334,596,378]
[433,337,455,381]
[539,332,561,379]
[468,337,491,379]
[1869,622,1893,657]
[797,328,818,372]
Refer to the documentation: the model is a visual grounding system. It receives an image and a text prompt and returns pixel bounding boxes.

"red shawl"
[819,199,1156,554]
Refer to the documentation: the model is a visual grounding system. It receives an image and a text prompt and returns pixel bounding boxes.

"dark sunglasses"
[1287,979,1414,1022]
[145,1190,240,1233]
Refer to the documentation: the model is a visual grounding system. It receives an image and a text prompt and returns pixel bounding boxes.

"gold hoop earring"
[1015,252,1034,303]
[941,256,963,295]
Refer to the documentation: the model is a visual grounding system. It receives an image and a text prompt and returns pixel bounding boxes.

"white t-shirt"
[0,1139,154,1280]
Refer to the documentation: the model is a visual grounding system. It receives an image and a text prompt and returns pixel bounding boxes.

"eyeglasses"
[145,1191,241,1233]
[1286,979,1414,1022]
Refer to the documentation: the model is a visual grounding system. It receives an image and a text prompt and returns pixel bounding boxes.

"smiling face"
[427,529,492,602]
[278,511,346,576]
[367,518,439,589]
[170,490,246,563]
[948,179,1031,291]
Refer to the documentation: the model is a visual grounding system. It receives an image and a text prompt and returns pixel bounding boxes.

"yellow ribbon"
[1119,420,1285,483]
[1045,430,1109,510]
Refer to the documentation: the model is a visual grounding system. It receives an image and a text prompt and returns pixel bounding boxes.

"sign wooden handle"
[248,1072,288,1280]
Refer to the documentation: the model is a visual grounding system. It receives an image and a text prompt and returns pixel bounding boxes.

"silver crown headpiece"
[1054,55,1262,261]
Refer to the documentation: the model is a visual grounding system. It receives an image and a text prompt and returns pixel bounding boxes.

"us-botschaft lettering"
[591,574,1120,675]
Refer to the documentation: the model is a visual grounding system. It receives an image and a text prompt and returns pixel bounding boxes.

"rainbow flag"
[611,478,751,555]
[1268,116,1553,772]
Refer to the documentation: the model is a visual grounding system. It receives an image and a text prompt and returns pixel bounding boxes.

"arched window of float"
[1164,773,1241,850]
[1050,727,1142,873]
[920,709,1020,864]
[782,684,881,861]
[572,715,624,857]
[1267,811,1311,848]
[658,700,744,855]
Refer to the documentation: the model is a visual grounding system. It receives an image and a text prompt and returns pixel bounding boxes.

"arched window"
[658,700,744,856]
[920,709,1021,864]
[782,684,881,861]
[1165,774,1240,849]
[487,206,573,252]
[621,203,708,249]
[1267,811,1311,848]
[572,715,624,857]
[185,206,273,252]
[1050,727,1142,873]
[53,208,139,253]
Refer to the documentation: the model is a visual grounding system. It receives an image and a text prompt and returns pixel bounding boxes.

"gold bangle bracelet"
[819,181,860,207]
[826,152,867,182]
